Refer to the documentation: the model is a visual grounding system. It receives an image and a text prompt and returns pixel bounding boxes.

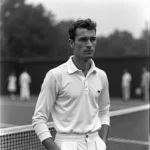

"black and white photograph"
[0,0,149,149]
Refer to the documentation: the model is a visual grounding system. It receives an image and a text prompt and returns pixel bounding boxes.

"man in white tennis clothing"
[121,69,132,101]
[32,18,110,150]
[19,70,31,101]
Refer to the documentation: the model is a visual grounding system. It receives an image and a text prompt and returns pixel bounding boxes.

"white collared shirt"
[32,56,110,142]
[122,72,132,87]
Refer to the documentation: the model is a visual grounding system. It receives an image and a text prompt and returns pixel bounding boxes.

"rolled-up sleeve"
[32,71,59,142]
[98,73,110,126]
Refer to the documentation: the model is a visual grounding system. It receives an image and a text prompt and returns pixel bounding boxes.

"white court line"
[1,101,149,110]
[0,123,17,128]
[0,101,35,107]
[110,104,150,117]
[108,137,150,146]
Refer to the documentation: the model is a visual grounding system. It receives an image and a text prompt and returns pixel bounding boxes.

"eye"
[90,37,96,42]
[79,37,88,42]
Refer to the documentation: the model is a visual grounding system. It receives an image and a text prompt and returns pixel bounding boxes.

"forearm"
[98,124,109,144]
[42,137,60,150]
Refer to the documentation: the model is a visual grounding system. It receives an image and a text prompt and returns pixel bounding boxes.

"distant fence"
[0,56,149,98]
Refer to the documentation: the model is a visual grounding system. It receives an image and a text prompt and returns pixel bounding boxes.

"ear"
[68,39,74,48]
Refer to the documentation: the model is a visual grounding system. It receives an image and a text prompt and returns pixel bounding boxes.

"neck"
[72,56,91,75]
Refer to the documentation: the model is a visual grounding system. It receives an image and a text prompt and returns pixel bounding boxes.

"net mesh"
[0,105,149,150]
[0,123,56,150]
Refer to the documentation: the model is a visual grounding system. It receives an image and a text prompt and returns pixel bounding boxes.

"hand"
[102,138,107,145]
[42,137,60,150]
[98,124,109,146]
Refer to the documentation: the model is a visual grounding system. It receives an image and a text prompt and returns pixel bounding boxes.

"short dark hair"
[68,18,97,41]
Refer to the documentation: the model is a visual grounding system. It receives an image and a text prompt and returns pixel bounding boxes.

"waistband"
[55,131,99,141]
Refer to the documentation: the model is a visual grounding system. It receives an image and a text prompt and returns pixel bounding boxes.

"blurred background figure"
[135,87,142,98]
[19,69,31,101]
[140,67,150,101]
[121,68,132,101]
[7,71,17,101]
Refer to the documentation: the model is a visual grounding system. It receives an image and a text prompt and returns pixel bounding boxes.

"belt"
[58,131,98,138]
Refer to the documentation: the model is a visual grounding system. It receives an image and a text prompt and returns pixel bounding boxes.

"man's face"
[70,28,96,60]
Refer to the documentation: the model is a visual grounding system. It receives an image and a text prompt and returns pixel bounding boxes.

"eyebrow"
[78,36,96,39]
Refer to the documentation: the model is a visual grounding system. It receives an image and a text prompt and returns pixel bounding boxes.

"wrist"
[102,138,107,144]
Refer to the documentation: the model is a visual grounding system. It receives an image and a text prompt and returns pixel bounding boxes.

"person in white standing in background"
[140,67,150,101]
[19,69,31,101]
[7,72,17,100]
[121,68,132,101]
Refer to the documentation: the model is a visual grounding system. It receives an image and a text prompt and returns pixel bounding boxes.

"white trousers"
[142,86,149,100]
[122,85,130,100]
[55,132,107,150]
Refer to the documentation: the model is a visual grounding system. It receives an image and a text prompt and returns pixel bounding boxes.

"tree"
[53,20,74,57]
[1,0,149,59]
[95,29,147,57]
[135,27,150,56]
[1,0,56,58]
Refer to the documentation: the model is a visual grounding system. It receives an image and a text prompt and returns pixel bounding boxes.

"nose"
[86,40,92,48]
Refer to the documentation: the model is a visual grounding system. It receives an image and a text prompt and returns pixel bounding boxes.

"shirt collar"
[67,56,96,74]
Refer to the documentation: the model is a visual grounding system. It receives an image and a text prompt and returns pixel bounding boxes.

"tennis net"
[0,104,149,150]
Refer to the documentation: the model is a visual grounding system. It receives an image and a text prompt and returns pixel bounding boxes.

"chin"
[84,55,94,60]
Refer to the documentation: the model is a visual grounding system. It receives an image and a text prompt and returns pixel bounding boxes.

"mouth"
[84,50,93,53]
[84,50,93,54]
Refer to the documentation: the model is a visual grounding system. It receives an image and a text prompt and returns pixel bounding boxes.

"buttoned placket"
[76,69,94,95]
[77,71,89,93]
[84,70,94,93]
[84,80,89,93]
